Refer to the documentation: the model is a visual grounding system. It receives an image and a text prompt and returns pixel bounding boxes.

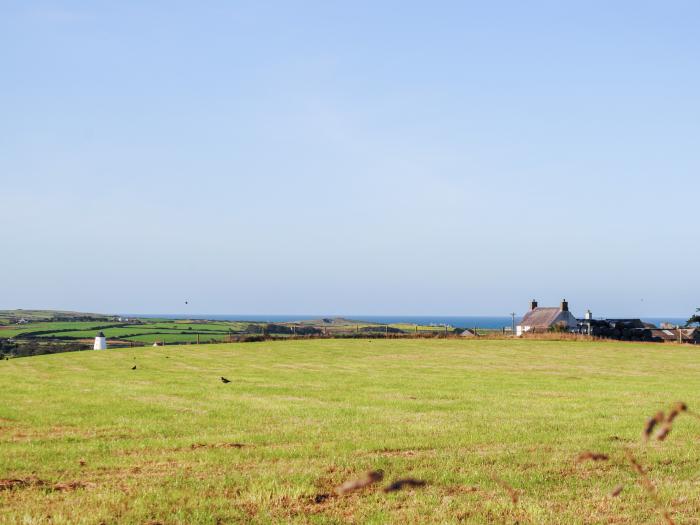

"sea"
[121,314,690,330]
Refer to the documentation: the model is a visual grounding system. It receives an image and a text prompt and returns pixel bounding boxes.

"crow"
[131,365,137,370]
[220,376,231,383]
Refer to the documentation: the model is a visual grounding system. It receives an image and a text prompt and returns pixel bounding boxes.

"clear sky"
[2,1,698,317]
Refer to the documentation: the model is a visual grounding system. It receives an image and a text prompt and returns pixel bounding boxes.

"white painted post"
[93,332,107,350]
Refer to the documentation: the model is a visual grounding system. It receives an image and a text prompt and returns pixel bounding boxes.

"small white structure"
[94,331,107,350]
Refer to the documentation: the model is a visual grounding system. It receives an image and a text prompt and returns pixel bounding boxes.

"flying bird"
[220,376,231,384]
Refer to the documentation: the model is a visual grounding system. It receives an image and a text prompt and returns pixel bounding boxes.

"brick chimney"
[530,299,538,311]
[561,299,569,312]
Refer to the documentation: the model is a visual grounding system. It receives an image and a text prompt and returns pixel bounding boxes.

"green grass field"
[0,322,119,339]
[0,320,246,345]
[2,339,700,524]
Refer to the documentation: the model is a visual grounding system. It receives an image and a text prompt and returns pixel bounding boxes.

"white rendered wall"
[94,337,107,350]
[517,325,531,336]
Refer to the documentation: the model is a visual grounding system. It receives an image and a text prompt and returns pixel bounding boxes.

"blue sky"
[2,1,698,317]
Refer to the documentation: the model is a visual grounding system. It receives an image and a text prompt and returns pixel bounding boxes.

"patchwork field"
[2,339,700,524]
[0,320,244,345]
[0,315,453,349]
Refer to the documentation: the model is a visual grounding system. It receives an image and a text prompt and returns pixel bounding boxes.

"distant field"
[0,320,245,344]
[0,310,109,323]
[0,318,455,349]
[0,322,119,339]
[2,339,700,524]
[144,322,248,332]
[123,332,228,344]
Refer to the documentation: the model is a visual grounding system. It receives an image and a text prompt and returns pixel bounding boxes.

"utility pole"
[510,312,516,336]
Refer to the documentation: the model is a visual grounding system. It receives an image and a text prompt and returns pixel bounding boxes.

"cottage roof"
[520,307,563,328]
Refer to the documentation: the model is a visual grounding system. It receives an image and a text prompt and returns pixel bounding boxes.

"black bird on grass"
[131,365,137,370]
[220,376,231,383]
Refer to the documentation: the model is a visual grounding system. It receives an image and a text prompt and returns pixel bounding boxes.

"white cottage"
[517,299,578,336]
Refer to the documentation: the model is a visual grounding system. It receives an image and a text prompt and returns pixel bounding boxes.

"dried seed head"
[335,470,384,496]
[610,485,624,497]
[625,450,675,525]
[656,424,672,441]
[492,476,520,505]
[643,411,665,440]
[577,451,609,462]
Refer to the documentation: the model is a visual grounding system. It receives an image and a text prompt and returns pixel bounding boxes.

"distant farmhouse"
[516,299,577,336]
[648,327,700,343]
[517,299,700,344]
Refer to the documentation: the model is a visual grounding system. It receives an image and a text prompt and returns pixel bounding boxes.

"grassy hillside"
[2,339,700,524]
[0,310,111,324]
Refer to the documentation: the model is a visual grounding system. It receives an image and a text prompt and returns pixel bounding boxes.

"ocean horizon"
[120,314,691,329]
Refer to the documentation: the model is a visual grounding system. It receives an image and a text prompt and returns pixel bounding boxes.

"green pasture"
[38,327,229,340]
[0,321,246,344]
[122,333,229,344]
[0,322,120,339]
[0,318,430,347]
[1,339,700,524]
[144,322,246,332]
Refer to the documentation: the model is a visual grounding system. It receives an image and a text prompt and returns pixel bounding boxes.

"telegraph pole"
[510,312,516,336]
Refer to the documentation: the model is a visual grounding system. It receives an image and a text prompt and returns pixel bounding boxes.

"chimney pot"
[530,299,538,311]
[561,299,569,312]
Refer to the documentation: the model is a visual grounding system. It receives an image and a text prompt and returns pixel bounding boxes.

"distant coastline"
[119,314,690,329]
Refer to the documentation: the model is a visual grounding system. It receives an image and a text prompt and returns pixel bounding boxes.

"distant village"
[514,299,700,344]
